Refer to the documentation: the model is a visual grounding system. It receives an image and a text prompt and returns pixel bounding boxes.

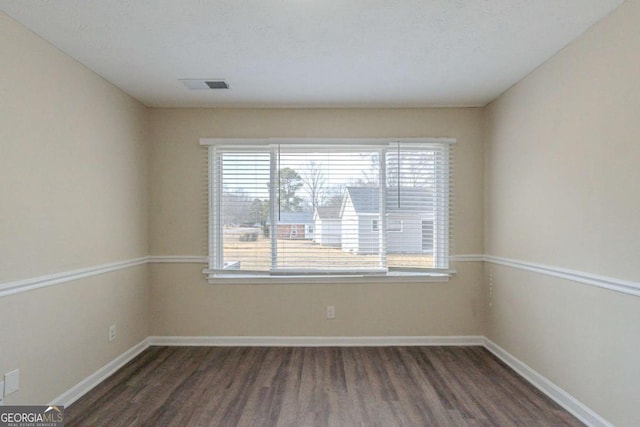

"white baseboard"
[50,335,612,427]
[483,338,612,427]
[147,335,485,347]
[50,338,149,407]
[49,335,481,407]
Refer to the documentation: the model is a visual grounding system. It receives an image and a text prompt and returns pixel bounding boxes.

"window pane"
[385,145,445,269]
[220,152,271,271]
[275,148,383,271]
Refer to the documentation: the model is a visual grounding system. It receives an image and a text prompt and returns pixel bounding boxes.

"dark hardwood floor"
[66,346,583,426]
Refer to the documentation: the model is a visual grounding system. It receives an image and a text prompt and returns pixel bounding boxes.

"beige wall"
[5,0,637,420]
[149,108,486,336]
[0,267,149,404]
[485,1,640,425]
[0,13,150,404]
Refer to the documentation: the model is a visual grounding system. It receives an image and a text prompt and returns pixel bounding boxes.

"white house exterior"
[313,207,341,247]
[340,187,434,255]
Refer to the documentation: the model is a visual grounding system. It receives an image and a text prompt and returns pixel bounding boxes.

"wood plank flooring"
[65,346,583,426]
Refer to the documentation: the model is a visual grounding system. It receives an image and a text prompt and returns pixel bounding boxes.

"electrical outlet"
[109,324,116,342]
[326,305,336,319]
[4,369,19,396]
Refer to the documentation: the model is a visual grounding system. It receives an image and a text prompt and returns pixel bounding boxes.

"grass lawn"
[223,234,434,271]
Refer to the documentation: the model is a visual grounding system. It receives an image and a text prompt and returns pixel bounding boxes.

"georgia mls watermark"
[0,406,64,427]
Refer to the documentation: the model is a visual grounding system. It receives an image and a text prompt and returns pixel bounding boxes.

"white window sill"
[203,270,454,285]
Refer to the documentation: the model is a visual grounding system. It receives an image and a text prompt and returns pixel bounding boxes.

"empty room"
[1,1,638,426]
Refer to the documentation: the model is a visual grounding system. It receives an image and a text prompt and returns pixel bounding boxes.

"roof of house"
[345,187,379,214]
[314,206,341,219]
[345,186,434,214]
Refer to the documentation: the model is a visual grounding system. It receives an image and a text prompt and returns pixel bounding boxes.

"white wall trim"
[50,338,150,407]
[200,137,457,146]
[155,254,482,265]
[3,254,637,299]
[483,338,613,427]
[0,254,475,299]
[0,257,149,298]
[148,255,207,264]
[485,255,640,297]
[50,334,612,427]
[47,335,480,407]
[158,254,640,299]
[148,335,485,347]
[0,255,210,299]
[450,254,485,262]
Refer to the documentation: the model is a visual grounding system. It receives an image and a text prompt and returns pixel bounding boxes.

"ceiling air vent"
[205,80,229,89]
[180,79,230,90]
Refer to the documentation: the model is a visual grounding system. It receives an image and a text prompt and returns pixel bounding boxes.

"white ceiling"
[1,0,624,108]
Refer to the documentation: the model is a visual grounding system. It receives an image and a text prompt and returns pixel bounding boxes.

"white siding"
[386,214,428,253]
[357,215,379,254]
[314,218,341,247]
[313,218,324,243]
[341,199,359,252]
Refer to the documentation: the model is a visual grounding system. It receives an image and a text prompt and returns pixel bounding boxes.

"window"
[388,219,403,232]
[202,138,453,282]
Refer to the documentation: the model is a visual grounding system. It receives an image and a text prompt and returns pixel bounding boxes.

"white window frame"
[201,137,455,284]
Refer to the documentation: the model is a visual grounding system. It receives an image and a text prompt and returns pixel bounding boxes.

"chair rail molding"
[0,257,148,298]
[2,254,637,298]
[485,255,640,297]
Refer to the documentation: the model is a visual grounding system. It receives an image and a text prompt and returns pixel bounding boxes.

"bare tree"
[300,161,327,212]
[222,190,252,225]
[359,153,379,185]
[386,150,435,187]
[323,184,345,209]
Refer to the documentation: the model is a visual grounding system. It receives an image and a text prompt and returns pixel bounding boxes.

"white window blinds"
[203,138,454,281]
